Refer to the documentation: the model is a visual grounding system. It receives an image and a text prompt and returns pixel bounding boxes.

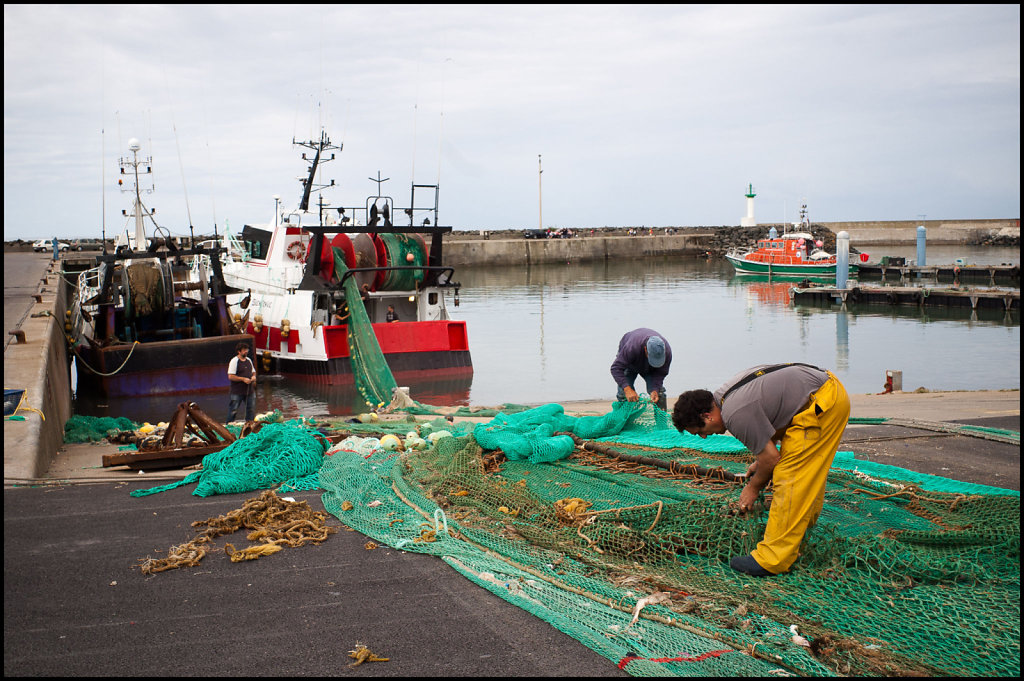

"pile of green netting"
[316,401,1020,677]
[64,415,140,442]
[130,421,328,498]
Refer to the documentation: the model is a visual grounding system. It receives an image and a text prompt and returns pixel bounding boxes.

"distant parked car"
[523,229,547,239]
[32,239,71,252]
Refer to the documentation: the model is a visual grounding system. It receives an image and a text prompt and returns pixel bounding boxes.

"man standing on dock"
[670,363,850,577]
[226,342,257,423]
[611,328,672,410]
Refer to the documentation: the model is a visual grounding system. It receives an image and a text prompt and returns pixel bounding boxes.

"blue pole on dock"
[836,231,850,289]
[916,225,926,266]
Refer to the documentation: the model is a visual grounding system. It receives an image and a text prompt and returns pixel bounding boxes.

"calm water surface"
[73,246,1020,422]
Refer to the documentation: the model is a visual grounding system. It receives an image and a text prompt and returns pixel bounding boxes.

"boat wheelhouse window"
[241,225,272,260]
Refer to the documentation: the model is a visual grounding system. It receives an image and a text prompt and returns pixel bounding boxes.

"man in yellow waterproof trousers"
[671,363,850,576]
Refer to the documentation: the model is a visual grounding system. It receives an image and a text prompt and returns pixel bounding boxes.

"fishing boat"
[725,205,859,277]
[70,139,251,398]
[205,130,472,388]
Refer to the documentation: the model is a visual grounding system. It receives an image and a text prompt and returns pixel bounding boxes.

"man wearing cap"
[670,363,850,577]
[610,328,672,410]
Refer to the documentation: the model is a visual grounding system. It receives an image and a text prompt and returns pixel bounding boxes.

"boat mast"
[294,129,338,212]
[118,138,155,250]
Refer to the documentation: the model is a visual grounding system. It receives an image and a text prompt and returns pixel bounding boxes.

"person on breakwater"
[610,328,671,410]
[671,363,850,577]
[226,342,257,423]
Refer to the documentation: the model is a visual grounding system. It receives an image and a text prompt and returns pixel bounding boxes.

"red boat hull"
[246,319,473,385]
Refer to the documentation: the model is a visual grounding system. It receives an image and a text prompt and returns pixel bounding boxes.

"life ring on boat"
[286,240,305,262]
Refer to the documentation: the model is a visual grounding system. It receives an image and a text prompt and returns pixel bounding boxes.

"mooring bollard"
[916,225,927,267]
[885,369,903,393]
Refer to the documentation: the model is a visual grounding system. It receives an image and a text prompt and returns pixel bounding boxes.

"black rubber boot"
[730,554,774,577]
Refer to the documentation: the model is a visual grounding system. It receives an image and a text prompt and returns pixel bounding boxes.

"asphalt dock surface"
[5,483,625,677]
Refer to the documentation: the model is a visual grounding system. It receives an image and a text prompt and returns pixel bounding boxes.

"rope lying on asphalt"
[136,489,338,574]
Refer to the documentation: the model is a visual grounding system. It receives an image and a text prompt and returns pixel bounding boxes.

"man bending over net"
[671,363,850,577]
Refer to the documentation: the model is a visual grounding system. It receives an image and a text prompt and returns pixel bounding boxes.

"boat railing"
[77,263,104,309]
[297,198,440,231]
[222,230,251,263]
[190,235,247,278]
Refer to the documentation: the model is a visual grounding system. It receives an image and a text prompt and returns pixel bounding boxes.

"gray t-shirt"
[714,364,829,454]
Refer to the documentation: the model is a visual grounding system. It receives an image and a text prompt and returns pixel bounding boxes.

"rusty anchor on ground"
[102,402,242,471]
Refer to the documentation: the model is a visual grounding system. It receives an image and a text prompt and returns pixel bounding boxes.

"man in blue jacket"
[610,328,672,410]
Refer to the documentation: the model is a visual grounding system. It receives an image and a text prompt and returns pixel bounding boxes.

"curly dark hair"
[671,389,715,432]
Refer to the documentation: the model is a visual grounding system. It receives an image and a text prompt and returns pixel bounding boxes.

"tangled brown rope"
[137,490,338,574]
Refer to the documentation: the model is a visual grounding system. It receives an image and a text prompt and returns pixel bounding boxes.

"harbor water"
[72,245,1020,423]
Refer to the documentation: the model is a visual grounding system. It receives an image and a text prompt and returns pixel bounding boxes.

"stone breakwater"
[442,219,1018,262]
[704,225,841,256]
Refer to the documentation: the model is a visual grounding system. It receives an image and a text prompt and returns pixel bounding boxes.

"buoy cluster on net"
[137,421,164,436]
[327,429,454,457]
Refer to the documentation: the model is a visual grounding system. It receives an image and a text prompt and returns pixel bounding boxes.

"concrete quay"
[3,251,73,481]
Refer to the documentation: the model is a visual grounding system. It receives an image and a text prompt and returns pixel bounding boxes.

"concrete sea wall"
[444,233,712,268]
[3,262,73,480]
[822,219,1019,246]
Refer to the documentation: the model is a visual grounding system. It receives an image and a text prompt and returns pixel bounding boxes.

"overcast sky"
[4,4,1020,241]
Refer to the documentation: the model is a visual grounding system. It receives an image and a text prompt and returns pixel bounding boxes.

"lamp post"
[538,155,543,231]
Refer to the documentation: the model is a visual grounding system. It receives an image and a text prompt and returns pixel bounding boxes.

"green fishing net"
[64,415,140,442]
[130,421,328,497]
[376,233,426,291]
[333,247,398,408]
[318,401,1020,677]
[114,389,1019,675]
